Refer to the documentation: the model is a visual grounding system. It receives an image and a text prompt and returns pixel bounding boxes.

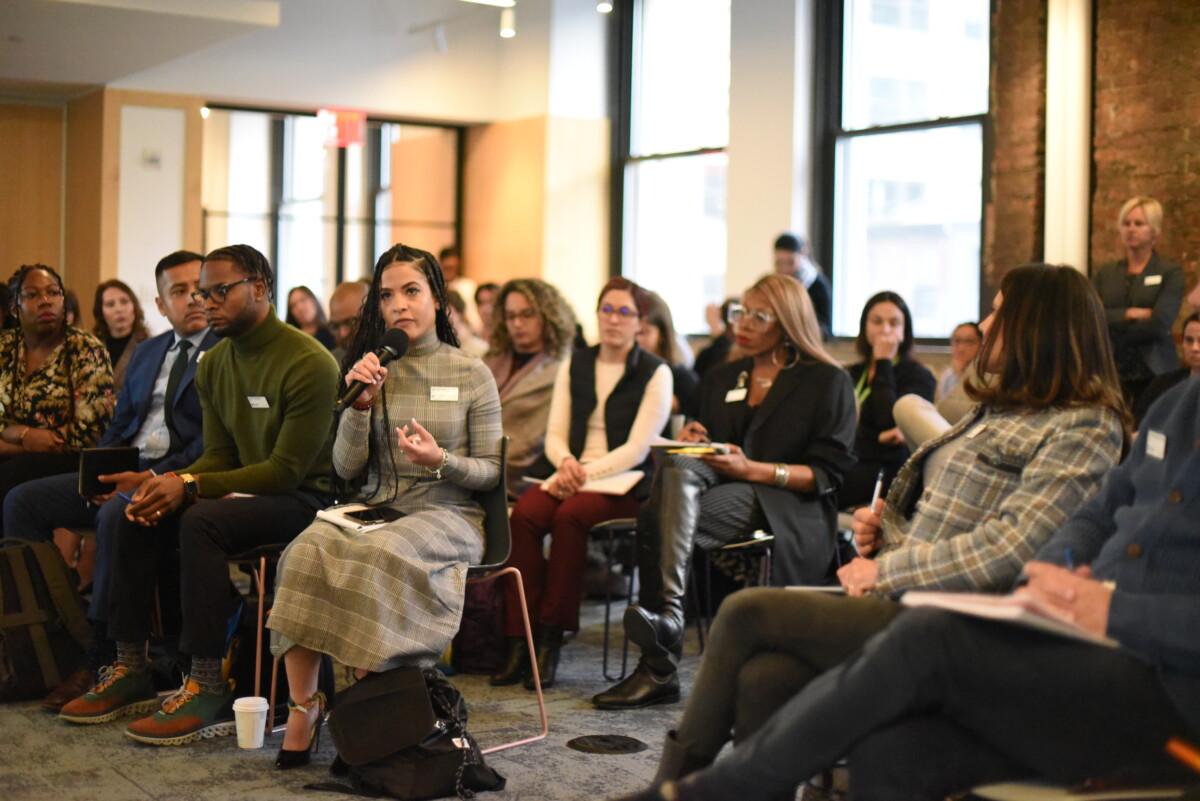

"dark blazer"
[99,328,220,473]
[697,357,857,585]
[1092,251,1185,376]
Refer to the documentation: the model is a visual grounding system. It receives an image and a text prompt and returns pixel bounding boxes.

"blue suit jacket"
[98,328,221,474]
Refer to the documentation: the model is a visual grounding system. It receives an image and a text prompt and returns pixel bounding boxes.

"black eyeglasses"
[191,277,255,305]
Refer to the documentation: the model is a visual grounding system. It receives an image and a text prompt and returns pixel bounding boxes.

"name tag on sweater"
[1144,274,1162,286]
[430,386,459,402]
[247,396,270,409]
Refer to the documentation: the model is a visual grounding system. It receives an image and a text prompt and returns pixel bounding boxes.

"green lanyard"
[855,357,899,409]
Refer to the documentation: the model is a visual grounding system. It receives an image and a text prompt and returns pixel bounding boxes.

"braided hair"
[203,244,276,303]
[8,264,66,326]
[339,244,460,502]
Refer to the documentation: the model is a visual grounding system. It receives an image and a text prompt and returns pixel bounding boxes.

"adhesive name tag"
[1146,430,1166,460]
[247,395,270,409]
[725,387,748,403]
[1144,274,1162,286]
[430,386,459,402]
[196,349,207,361]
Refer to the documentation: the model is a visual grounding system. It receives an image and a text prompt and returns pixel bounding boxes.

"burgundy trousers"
[502,484,640,637]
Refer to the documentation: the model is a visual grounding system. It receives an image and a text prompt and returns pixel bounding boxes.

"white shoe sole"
[58,696,161,725]
[123,719,236,746]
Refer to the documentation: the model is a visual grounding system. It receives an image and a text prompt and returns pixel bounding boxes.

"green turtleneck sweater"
[185,309,339,497]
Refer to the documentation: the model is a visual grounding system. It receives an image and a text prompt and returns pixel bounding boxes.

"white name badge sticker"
[196,349,207,362]
[725,387,748,403]
[430,386,459,402]
[1146,430,1166,460]
[1145,274,1163,286]
[247,395,270,409]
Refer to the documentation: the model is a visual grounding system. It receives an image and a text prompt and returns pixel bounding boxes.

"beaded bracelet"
[424,448,450,479]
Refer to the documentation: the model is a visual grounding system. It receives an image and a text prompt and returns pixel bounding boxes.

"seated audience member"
[286,285,336,350]
[617,370,1196,801]
[773,233,831,339]
[492,277,672,691]
[475,281,500,340]
[58,244,339,746]
[0,265,114,529]
[268,244,502,769]
[92,279,151,394]
[1093,196,1183,403]
[692,297,737,378]
[594,274,856,710]
[1133,311,1200,426]
[618,263,1127,789]
[63,288,81,327]
[937,321,981,401]
[327,279,370,364]
[439,245,483,336]
[841,290,936,507]
[638,291,701,418]
[484,278,577,497]
[446,289,489,358]
[893,320,983,448]
[6,250,215,710]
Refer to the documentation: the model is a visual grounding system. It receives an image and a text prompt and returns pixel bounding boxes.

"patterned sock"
[191,656,227,696]
[115,641,149,673]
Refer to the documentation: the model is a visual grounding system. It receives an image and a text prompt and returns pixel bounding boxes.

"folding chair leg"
[474,566,548,754]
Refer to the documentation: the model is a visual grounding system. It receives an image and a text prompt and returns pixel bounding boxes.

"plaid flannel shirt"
[874,402,1123,596]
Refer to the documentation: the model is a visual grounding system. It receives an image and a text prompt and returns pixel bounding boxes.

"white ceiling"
[0,0,281,99]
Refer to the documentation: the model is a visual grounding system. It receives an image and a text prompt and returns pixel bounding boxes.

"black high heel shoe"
[275,691,327,770]
[490,637,530,686]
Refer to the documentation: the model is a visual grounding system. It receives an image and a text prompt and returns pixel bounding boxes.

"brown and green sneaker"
[124,677,235,746]
[58,663,160,724]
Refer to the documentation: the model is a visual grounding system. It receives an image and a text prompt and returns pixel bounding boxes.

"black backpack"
[0,538,91,701]
[309,667,506,801]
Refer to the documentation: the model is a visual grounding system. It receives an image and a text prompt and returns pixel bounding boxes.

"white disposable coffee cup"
[232,696,270,749]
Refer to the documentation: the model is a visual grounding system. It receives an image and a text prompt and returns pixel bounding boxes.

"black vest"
[567,344,664,497]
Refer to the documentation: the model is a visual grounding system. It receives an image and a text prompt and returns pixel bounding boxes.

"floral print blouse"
[0,327,115,450]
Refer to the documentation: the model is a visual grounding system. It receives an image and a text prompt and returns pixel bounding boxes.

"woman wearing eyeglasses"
[493,277,673,691]
[484,278,578,499]
[0,264,115,532]
[840,291,936,508]
[593,274,856,710]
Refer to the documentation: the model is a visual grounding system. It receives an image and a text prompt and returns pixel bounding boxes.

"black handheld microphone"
[334,328,410,411]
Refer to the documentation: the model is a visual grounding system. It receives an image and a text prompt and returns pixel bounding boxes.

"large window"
[202,110,460,311]
[621,0,730,334]
[827,0,990,338]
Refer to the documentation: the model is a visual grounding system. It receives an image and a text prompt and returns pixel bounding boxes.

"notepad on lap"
[522,470,644,496]
[650,436,731,456]
[900,591,1118,647]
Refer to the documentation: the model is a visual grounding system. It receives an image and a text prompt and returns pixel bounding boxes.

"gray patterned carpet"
[0,599,712,801]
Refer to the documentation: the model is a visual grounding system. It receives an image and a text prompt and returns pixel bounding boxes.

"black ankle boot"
[490,637,529,686]
[592,659,680,709]
[524,625,563,691]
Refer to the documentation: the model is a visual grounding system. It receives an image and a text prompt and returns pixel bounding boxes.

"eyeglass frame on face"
[191,276,256,305]
[19,287,65,304]
[598,303,638,320]
[504,308,540,324]
[727,303,776,329]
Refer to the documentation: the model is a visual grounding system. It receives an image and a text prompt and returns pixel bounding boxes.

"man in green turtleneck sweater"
[59,245,340,746]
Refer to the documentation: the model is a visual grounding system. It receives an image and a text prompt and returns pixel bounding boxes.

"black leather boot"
[524,625,563,690]
[591,658,680,709]
[490,637,529,686]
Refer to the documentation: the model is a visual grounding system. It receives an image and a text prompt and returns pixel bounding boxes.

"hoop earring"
[772,341,800,369]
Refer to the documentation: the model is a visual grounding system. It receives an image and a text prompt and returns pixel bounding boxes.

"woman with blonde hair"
[594,273,857,710]
[1091,196,1183,402]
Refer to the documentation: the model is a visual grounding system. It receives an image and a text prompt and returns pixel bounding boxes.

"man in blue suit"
[5,250,218,710]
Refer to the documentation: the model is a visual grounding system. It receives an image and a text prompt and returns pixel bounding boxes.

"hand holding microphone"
[336,328,410,411]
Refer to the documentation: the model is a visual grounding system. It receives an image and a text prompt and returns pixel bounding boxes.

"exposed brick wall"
[985,0,1048,297]
[1091,0,1200,299]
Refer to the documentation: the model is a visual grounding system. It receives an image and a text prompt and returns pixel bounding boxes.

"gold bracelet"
[772,463,789,488]
[18,426,32,449]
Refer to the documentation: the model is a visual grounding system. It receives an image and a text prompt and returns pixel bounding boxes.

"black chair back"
[471,436,510,571]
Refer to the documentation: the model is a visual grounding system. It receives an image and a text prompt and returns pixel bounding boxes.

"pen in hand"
[117,491,135,503]
[1063,547,1076,572]
[869,468,885,511]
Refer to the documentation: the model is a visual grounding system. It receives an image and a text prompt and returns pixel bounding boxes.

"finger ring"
[155,510,162,519]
